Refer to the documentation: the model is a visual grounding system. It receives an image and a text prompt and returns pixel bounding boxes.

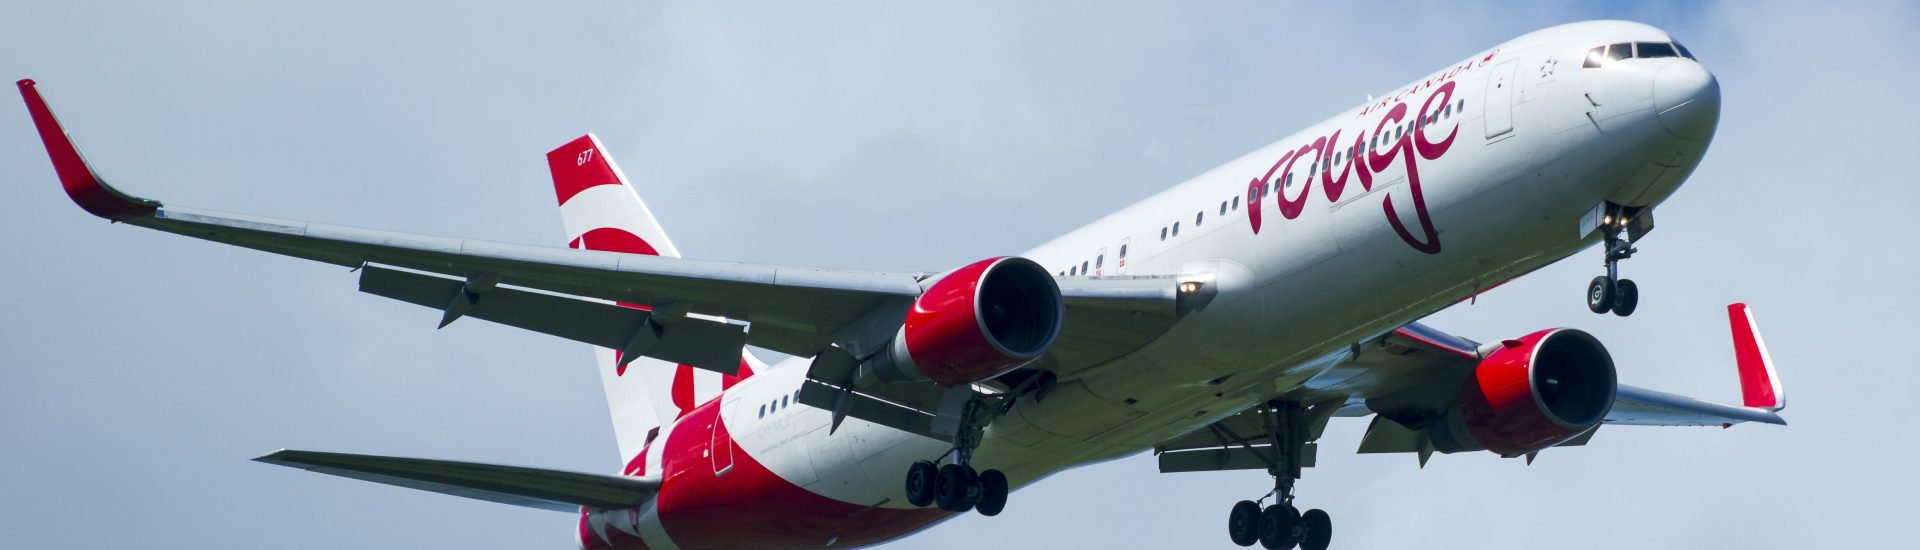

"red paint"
[568,227,751,414]
[902,258,1035,387]
[18,79,159,221]
[548,134,625,206]
[1246,80,1460,254]
[648,399,951,549]
[1454,329,1601,456]
[1728,303,1780,409]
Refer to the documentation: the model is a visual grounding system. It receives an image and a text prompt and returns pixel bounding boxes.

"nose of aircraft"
[1652,60,1720,141]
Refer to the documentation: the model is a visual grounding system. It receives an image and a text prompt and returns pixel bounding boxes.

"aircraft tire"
[1587,276,1615,314]
[905,461,937,507]
[1300,508,1332,550]
[934,464,976,512]
[1258,504,1301,550]
[1612,279,1639,317]
[975,469,1008,516]
[1228,500,1261,547]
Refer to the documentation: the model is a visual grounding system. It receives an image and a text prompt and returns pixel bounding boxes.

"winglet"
[1728,303,1785,411]
[17,79,161,221]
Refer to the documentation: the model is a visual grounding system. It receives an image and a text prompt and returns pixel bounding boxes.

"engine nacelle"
[866,256,1063,387]
[1428,328,1617,456]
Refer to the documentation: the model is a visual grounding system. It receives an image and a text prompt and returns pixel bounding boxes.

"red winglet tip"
[17,81,158,221]
[1727,303,1783,410]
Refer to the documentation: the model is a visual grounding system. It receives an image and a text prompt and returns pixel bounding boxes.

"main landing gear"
[903,391,1010,516]
[1586,204,1648,317]
[1225,401,1334,550]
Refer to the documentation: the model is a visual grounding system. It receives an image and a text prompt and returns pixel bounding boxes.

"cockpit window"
[1586,42,1696,68]
[1636,42,1678,59]
[1673,41,1696,60]
[1606,43,1632,61]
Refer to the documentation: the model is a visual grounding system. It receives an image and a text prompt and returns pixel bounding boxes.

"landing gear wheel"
[904,461,936,507]
[1227,500,1260,547]
[974,469,1008,517]
[1611,279,1639,317]
[1258,504,1301,550]
[1299,509,1332,550]
[933,464,977,512]
[1586,276,1615,314]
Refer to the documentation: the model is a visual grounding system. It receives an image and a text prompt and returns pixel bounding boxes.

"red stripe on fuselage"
[644,399,951,549]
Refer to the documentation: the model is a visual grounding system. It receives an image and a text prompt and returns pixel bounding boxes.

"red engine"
[866,256,1063,387]
[1427,328,1617,457]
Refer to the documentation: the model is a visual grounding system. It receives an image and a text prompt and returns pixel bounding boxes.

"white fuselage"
[600,20,1718,549]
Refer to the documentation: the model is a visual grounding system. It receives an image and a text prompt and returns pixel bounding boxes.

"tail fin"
[546,134,757,469]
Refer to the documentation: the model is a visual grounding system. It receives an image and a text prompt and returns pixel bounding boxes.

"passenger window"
[1081,261,1089,274]
[1607,43,1631,61]
[1231,195,1240,210]
[1119,244,1128,259]
[1584,46,1606,68]
[1172,222,1180,237]
[759,404,766,418]
[795,389,802,402]
[1636,42,1677,58]
[1160,227,1168,241]
[782,395,789,409]
[1096,254,1104,268]
[1070,265,1077,276]
[1220,201,1227,215]
[1195,211,1204,226]
[1457,99,1465,112]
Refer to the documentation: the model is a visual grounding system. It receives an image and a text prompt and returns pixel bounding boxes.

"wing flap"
[254,450,661,512]
[357,265,746,374]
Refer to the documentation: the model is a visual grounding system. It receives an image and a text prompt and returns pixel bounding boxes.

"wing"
[255,450,660,512]
[1347,303,1786,430]
[1164,305,1786,471]
[1604,303,1786,426]
[18,80,1183,376]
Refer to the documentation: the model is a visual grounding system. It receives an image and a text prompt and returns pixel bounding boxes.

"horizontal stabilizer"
[254,450,660,512]
[358,265,745,375]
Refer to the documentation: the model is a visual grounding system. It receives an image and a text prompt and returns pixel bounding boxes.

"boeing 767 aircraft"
[20,20,1784,550]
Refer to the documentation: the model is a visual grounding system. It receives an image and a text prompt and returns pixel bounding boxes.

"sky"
[1,1,1913,548]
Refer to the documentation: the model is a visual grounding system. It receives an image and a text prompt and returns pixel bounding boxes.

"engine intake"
[868,256,1063,387]
[1428,328,1617,456]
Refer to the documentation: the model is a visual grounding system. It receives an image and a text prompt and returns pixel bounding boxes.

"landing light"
[1179,281,1204,294]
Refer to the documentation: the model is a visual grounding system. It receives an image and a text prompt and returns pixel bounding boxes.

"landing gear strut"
[1587,204,1647,317]
[903,390,1010,516]
[1225,401,1334,550]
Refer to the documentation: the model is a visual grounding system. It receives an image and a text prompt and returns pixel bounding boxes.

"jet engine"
[1428,328,1617,456]
[865,256,1063,387]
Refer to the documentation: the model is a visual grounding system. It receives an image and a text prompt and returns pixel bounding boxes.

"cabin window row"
[1061,245,1126,277]
[757,388,805,419]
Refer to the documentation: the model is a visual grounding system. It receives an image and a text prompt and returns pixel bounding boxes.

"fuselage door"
[1485,58,1520,139]
[711,396,737,476]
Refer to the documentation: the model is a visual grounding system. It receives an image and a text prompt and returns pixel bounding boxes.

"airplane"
[17,19,1785,550]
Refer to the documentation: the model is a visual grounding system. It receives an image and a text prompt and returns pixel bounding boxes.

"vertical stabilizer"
[546,134,755,468]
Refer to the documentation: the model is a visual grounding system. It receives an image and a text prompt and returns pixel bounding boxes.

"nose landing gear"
[1586,204,1650,317]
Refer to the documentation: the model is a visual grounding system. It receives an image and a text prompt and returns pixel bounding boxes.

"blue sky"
[1,2,1912,548]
